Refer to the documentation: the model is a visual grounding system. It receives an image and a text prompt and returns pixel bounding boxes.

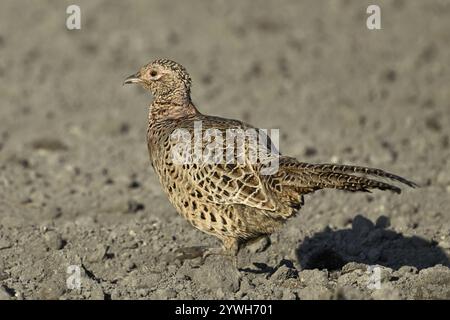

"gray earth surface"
[0,0,449,300]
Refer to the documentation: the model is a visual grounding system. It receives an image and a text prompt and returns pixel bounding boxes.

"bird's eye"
[150,70,158,77]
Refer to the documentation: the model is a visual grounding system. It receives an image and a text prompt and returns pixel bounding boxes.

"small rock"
[341,262,367,274]
[282,289,297,300]
[155,288,177,299]
[127,200,145,213]
[137,288,149,297]
[87,244,107,262]
[175,271,190,281]
[0,270,9,281]
[371,286,401,300]
[272,287,284,299]
[270,265,298,282]
[298,285,332,300]
[396,266,418,275]
[37,282,65,300]
[49,206,63,219]
[44,231,64,250]
[298,269,328,286]
[125,261,136,272]
[438,240,450,249]
[216,288,225,299]
[90,287,105,300]
[191,262,241,293]
[167,264,177,274]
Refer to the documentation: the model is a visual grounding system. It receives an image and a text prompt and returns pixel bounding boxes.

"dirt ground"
[0,0,449,300]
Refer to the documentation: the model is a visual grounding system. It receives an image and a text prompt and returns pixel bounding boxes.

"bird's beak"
[123,72,142,85]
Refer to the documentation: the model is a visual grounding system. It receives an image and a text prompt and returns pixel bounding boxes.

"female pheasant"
[124,59,416,266]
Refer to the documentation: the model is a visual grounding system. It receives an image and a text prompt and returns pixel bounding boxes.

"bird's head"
[124,59,192,105]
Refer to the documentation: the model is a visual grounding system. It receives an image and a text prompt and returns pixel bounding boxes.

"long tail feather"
[306,163,418,188]
[279,157,417,194]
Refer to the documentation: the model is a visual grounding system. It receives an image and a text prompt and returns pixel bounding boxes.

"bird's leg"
[198,238,239,268]
[225,237,240,269]
[201,238,240,269]
[173,238,240,270]
[223,238,242,280]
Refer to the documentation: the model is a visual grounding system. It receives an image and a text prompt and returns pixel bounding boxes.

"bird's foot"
[173,245,241,276]
[173,246,209,261]
[173,246,236,264]
[201,247,226,261]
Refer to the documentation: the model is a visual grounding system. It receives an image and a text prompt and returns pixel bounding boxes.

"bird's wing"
[174,116,280,212]
[190,161,279,211]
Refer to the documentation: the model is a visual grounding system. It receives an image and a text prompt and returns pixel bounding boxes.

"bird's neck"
[148,100,200,123]
[153,86,191,106]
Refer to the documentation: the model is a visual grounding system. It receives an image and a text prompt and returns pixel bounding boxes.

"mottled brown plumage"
[124,59,416,265]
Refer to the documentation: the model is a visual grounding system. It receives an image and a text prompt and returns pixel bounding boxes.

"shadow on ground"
[296,215,450,270]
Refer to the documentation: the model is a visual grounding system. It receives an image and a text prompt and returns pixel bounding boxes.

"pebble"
[90,287,105,300]
[137,288,149,297]
[44,231,64,250]
[87,244,107,262]
[270,265,298,282]
[298,269,328,286]
[216,288,225,299]
[341,262,367,274]
[191,264,241,293]
[125,261,136,272]
[282,289,297,300]
[438,240,450,249]
[298,285,333,300]
[371,286,401,300]
[155,288,177,299]
[396,266,418,275]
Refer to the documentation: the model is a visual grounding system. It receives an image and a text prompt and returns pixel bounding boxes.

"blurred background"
[0,0,449,300]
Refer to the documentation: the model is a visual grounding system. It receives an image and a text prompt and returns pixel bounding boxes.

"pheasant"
[124,58,416,266]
